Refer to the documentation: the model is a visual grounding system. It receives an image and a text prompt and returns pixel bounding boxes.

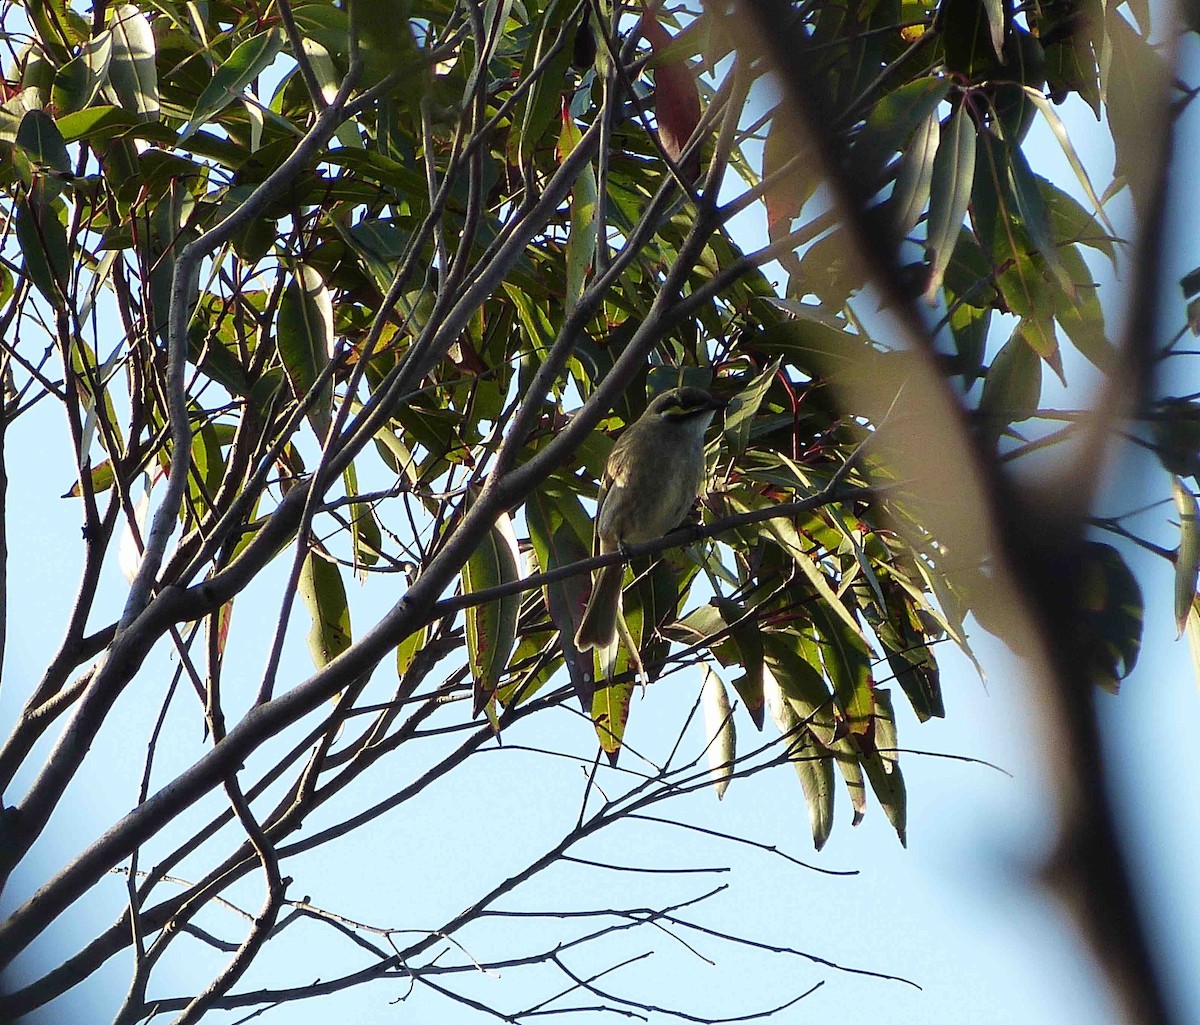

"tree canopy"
[0,0,1193,1021]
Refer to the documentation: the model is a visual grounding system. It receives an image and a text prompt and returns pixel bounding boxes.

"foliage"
[0,0,1191,1020]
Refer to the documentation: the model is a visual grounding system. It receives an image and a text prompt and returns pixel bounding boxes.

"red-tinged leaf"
[763,114,816,240]
[209,597,234,663]
[592,675,634,762]
[64,458,115,498]
[639,1,701,174]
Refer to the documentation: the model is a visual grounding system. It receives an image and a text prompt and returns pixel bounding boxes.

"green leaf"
[923,104,976,303]
[1174,478,1200,637]
[1004,139,1073,296]
[1020,85,1114,234]
[702,665,736,800]
[854,76,951,178]
[526,477,594,707]
[396,624,429,679]
[52,32,113,114]
[16,191,71,309]
[859,688,907,845]
[982,0,1006,61]
[977,326,1043,441]
[591,674,634,758]
[891,110,939,237]
[16,110,71,176]
[182,29,285,142]
[509,1,575,167]
[1039,176,1118,264]
[343,462,382,574]
[277,266,334,439]
[763,634,866,825]
[558,110,598,314]
[863,578,944,720]
[764,666,835,850]
[105,4,159,119]
[299,551,352,669]
[722,356,779,459]
[809,597,874,736]
[462,513,523,716]
[64,457,116,498]
[1053,244,1112,370]
[728,490,867,641]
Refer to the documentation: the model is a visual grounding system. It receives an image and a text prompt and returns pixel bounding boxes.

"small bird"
[575,386,726,653]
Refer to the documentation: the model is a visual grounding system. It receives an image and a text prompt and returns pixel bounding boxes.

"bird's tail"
[574,562,625,651]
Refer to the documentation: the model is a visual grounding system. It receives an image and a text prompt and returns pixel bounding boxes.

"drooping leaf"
[722,357,779,459]
[558,105,598,314]
[299,550,353,669]
[701,665,736,799]
[858,688,907,845]
[923,104,976,303]
[16,110,71,177]
[639,0,701,174]
[526,477,595,707]
[977,326,1043,443]
[462,513,522,717]
[16,191,71,309]
[396,624,429,680]
[764,665,834,850]
[106,4,159,119]
[277,266,335,439]
[1174,478,1200,637]
[891,110,939,238]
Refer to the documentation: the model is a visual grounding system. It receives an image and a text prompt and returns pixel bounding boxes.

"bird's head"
[645,386,726,425]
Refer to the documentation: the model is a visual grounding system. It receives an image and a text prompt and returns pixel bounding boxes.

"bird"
[574,385,726,653]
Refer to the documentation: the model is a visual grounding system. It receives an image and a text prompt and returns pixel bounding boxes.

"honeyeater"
[574,386,725,652]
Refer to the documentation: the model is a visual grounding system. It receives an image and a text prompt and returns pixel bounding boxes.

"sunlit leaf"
[702,665,736,799]
[52,32,113,115]
[764,666,835,850]
[1174,478,1200,637]
[278,266,335,439]
[892,111,939,237]
[299,551,352,669]
[923,104,976,303]
[106,4,159,119]
[182,29,285,141]
[558,105,598,314]
[462,513,523,717]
